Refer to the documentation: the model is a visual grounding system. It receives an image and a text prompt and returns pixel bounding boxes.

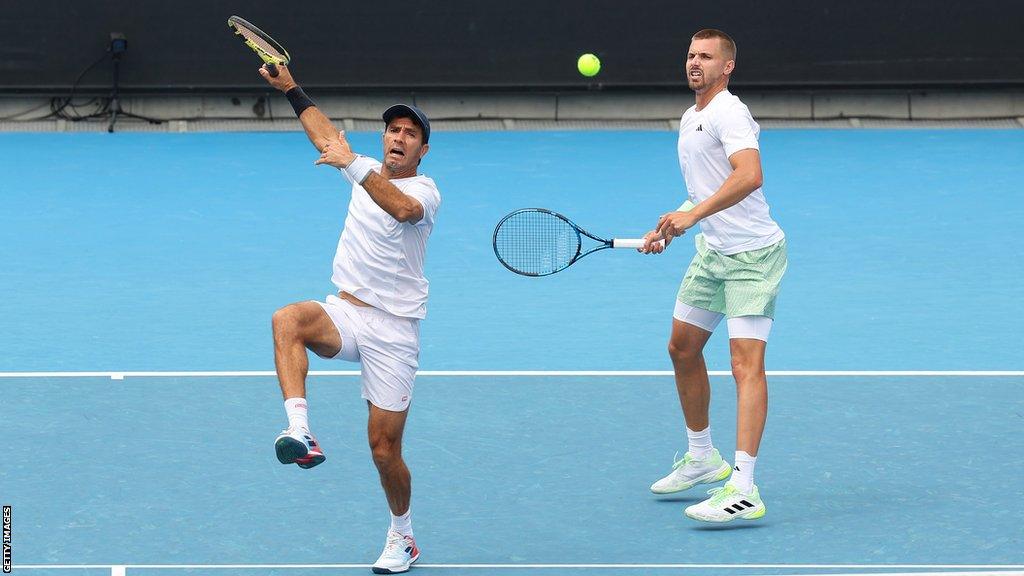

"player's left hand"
[315,130,358,169]
[655,210,698,239]
[639,230,671,254]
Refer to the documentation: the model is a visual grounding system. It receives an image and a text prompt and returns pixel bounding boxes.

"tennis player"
[260,64,440,573]
[641,29,787,523]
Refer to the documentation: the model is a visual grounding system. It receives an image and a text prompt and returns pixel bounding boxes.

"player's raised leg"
[271,301,341,469]
[651,315,732,494]
[368,403,419,574]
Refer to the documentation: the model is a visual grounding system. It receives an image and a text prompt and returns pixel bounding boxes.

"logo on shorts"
[401,395,408,402]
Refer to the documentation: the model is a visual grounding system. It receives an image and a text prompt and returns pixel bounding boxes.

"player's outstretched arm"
[258,64,336,152]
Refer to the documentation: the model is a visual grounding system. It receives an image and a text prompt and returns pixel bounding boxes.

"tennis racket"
[227,15,290,77]
[492,208,656,277]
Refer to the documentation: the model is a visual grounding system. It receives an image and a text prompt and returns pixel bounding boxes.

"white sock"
[390,509,413,537]
[284,397,309,431]
[728,450,757,493]
[686,426,713,459]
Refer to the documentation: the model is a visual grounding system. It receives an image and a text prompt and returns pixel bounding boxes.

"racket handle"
[613,238,664,249]
[266,63,279,77]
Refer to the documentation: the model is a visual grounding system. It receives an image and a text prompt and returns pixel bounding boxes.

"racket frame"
[227,15,291,77]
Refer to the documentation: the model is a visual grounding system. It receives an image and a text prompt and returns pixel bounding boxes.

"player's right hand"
[258,63,297,92]
[640,230,671,254]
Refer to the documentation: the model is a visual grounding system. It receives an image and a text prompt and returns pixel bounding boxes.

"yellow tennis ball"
[577,53,601,77]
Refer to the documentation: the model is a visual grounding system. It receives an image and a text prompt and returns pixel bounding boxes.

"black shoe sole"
[275,437,308,464]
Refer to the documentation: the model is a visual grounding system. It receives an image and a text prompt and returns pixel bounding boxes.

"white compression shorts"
[673,300,774,342]
[314,294,420,412]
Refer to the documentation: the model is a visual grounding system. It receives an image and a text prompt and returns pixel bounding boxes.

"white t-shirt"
[331,159,441,319]
[677,90,784,255]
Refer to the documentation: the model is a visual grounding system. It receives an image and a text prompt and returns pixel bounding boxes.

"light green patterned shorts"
[677,234,788,319]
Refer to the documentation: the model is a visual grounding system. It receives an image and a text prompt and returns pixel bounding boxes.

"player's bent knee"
[271,306,299,333]
[272,304,317,347]
[271,307,292,335]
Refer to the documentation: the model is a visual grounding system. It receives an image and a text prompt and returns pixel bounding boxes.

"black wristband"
[285,87,316,117]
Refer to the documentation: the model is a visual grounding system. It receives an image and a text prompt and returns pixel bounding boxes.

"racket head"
[227,15,291,68]
[492,208,583,276]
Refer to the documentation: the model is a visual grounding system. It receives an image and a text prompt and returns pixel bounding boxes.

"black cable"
[0,99,53,121]
[50,52,110,120]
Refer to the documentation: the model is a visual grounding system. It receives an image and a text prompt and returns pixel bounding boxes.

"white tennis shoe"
[684,483,766,522]
[650,449,732,494]
[372,530,420,574]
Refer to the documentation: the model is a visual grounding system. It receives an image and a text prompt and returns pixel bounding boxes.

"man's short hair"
[691,29,736,61]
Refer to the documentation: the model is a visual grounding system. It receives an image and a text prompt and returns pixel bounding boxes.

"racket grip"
[266,63,279,77]
[613,238,663,249]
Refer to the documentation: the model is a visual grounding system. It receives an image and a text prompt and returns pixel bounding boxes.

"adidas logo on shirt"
[696,124,703,131]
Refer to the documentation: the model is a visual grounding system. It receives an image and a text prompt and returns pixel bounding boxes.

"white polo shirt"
[677,90,784,255]
[331,159,441,319]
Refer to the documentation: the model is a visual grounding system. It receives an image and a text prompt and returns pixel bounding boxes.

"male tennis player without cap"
[259,64,440,574]
[640,29,787,523]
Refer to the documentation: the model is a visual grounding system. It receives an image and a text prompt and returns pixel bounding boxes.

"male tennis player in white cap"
[641,29,787,523]
[260,64,440,573]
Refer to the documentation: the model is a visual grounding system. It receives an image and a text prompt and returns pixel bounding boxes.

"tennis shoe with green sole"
[650,449,732,494]
[685,483,766,522]
[275,426,325,469]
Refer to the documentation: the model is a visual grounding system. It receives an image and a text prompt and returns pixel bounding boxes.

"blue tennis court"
[2,129,1023,575]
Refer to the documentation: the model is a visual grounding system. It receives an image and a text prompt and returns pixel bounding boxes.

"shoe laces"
[383,530,409,554]
[671,451,694,470]
[706,484,739,506]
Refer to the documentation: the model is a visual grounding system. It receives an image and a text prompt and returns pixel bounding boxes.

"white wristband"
[344,155,376,184]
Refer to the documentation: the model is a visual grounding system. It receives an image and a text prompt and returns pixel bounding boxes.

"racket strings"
[495,211,580,276]
[235,25,286,61]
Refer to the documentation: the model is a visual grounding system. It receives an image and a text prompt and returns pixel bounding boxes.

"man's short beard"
[689,75,713,92]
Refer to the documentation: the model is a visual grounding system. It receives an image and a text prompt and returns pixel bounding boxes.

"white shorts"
[673,300,774,342]
[314,294,420,412]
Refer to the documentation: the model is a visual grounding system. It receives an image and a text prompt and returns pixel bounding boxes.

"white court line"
[11,563,1024,569]
[770,569,1024,573]
[0,370,1022,380]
